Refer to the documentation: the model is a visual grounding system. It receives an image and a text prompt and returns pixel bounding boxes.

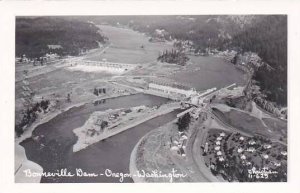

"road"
[185,115,227,182]
[184,101,253,182]
[185,98,287,182]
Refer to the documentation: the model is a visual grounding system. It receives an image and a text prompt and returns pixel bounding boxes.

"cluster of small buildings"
[205,132,226,163]
[47,44,63,50]
[173,39,195,53]
[235,138,287,172]
[203,130,287,181]
[170,131,188,157]
[149,29,170,42]
[89,107,145,135]
[16,52,60,65]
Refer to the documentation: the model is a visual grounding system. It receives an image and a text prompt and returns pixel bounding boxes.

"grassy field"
[15,67,110,99]
[212,107,287,142]
[213,108,270,137]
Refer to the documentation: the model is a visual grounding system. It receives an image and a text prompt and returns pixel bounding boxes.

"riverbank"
[19,93,175,183]
[129,130,150,183]
[15,145,43,183]
[73,102,180,152]
[15,92,139,182]
[15,100,87,182]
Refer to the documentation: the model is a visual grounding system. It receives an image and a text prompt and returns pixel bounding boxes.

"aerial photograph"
[14,15,287,183]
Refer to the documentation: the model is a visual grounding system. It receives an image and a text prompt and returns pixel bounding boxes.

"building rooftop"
[237,148,244,153]
[149,79,193,91]
[263,154,269,159]
[241,154,246,160]
[47,44,62,49]
[216,137,222,141]
[214,146,220,151]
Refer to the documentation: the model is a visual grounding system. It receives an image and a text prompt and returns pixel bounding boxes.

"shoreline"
[129,130,150,183]
[129,119,184,183]
[15,145,43,183]
[73,102,180,152]
[14,92,139,182]
[14,100,86,183]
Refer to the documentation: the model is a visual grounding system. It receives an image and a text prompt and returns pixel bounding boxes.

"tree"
[101,121,108,129]
[67,93,71,102]
[93,88,99,96]
[177,113,191,132]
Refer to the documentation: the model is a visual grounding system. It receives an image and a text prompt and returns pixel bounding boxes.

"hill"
[16,17,106,59]
[232,15,287,105]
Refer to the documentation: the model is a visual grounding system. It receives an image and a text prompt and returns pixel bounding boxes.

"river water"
[21,94,180,183]
[171,55,247,91]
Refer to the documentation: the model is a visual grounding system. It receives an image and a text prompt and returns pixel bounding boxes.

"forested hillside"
[232,15,287,105]
[16,17,106,59]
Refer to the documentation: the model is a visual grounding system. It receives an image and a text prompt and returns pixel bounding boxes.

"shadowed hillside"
[232,15,287,105]
[16,17,106,59]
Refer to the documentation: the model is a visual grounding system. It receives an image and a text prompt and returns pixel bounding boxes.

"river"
[21,94,180,183]
[86,25,246,90]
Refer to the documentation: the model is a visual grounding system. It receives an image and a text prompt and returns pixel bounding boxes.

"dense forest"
[231,16,287,105]
[16,17,106,59]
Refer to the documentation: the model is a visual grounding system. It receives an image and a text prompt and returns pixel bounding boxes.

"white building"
[148,83,197,98]
[280,151,287,156]
[216,137,222,141]
[84,61,135,72]
[263,154,269,159]
[215,146,220,151]
[70,60,136,74]
[47,44,62,49]
[240,154,246,160]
